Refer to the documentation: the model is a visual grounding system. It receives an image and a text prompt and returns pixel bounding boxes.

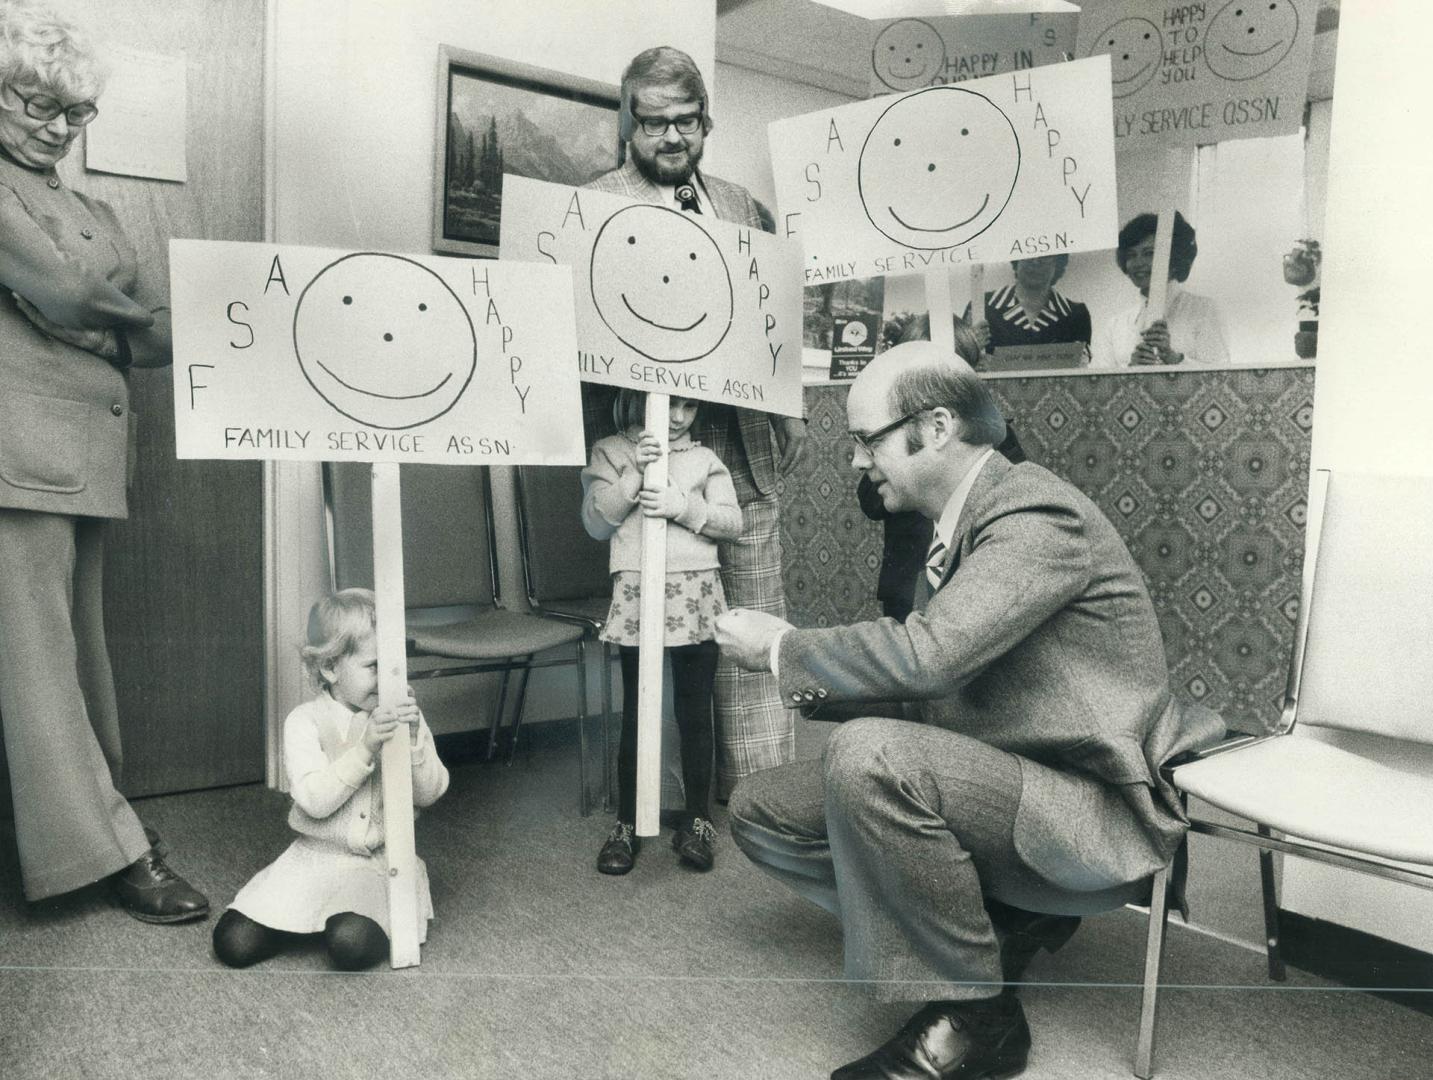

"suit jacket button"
[81,228,94,240]
[803,691,815,702]
[110,404,124,416]
[816,689,828,699]
[47,177,60,189]
[790,692,803,704]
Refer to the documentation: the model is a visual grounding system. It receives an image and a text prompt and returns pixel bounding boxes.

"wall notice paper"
[84,44,187,182]
[498,175,804,418]
[170,240,585,465]
[868,12,1079,96]
[1075,0,1318,151]
[771,57,1118,284]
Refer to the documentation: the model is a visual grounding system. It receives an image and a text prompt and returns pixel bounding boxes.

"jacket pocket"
[0,392,90,494]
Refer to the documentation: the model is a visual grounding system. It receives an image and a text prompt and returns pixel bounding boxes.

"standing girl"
[212,589,449,969]
[582,392,741,874]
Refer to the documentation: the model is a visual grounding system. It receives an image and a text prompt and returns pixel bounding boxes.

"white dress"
[228,693,450,939]
[1091,282,1230,368]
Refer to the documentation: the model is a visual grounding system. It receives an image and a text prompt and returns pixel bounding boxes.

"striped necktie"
[925,537,948,591]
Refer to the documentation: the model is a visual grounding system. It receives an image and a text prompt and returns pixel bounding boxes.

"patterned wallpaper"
[779,368,1316,735]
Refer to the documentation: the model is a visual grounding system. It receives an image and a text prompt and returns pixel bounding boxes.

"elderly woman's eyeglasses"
[849,407,932,454]
[633,111,703,137]
[7,87,98,126]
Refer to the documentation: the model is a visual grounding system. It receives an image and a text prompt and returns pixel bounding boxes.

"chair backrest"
[513,464,612,605]
[326,462,499,610]
[1293,469,1433,745]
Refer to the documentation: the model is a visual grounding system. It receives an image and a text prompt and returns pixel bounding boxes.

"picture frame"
[432,46,624,258]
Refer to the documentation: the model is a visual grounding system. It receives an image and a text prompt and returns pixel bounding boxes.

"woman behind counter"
[969,254,1092,363]
[0,0,206,921]
[1092,210,1230,368]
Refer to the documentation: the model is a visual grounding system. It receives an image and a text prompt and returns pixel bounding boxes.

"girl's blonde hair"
[0,1,108,102]
[300,588,376,688]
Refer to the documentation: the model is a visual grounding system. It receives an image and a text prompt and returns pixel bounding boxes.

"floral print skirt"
[601,569,727,646]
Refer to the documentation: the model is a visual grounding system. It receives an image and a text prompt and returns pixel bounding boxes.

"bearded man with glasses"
[716,341,1223,1080]
[583,46,806,813]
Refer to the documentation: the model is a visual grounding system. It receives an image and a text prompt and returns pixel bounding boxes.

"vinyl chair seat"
[1174,731,1433,867]
[409,608,585,660]
[534,595,611,628]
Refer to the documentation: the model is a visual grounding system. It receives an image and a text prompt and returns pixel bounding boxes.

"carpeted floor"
[2,720,1430,1079]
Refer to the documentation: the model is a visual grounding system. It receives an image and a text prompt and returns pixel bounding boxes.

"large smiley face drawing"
[293,253,477,430]
[1086,18,1164,98]
[857,86,1020,251]
[589,205,733,364]
[1203,0,1299,81]
[871,19,946,92]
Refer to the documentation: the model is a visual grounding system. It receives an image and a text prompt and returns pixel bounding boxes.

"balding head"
[852,340,1006,452]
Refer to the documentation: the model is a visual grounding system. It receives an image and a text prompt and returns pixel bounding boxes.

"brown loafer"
[831,996,1030,1080]
[111,851,209,924]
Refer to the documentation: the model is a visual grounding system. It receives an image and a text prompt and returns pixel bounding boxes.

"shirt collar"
[933,447,997,550]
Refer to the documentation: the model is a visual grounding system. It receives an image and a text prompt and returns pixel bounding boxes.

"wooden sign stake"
[634,392,670,838]
[370,462,420,968]
[924,268,956,355]
[1146,148,1193,330]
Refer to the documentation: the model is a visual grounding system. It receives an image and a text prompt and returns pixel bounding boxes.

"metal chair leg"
[600,641,614,814]
[575,638,590,816]
[1257,825,1287,981]
[503,662,534,765]
[1134,863,1171,1079]
[486,667,512,760]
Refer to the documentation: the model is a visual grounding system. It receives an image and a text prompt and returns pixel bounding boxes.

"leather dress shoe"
[671,816,716,871]
[597,821,640,875]
[111,851,209,924]
[998,913,1081,984]
[831,996,1031,1080]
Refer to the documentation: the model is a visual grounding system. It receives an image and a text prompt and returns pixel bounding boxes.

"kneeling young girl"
[582,391,741,875]
[213,588,449,969]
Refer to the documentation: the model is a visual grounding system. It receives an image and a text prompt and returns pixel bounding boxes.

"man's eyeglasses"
[849,407,932,454]
[6,86,98,126]
[633,110,703,137]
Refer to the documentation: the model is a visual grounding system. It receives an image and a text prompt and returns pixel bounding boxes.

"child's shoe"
[597,821,640,875]
[672,817,716,871]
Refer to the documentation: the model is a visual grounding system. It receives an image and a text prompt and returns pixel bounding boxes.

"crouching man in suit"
[715,341,1223,1080]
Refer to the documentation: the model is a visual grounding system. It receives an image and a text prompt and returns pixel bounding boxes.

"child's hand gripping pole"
[370,462,421,968]
[635,392,670,838]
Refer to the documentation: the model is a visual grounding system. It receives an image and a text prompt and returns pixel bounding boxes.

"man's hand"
[715,607,792,672]
[774,415,807,475]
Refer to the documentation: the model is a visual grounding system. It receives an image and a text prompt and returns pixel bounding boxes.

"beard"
[630,137,703,186]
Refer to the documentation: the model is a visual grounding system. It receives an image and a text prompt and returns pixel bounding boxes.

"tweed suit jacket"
[584,160,780,497]
[778,454,1224,892]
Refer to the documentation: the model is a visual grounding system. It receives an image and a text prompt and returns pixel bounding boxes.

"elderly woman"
[0,1,206,921]
[969,254,1092,361]
[1091,210,1230,367]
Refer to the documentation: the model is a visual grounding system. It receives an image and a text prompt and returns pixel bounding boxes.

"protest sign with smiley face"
[498,176,804,420]
[169,239,585,465]
[770,58,1119,281]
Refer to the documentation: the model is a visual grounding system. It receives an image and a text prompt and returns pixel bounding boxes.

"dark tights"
[212,908,389,971]
[616,641,718,827]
